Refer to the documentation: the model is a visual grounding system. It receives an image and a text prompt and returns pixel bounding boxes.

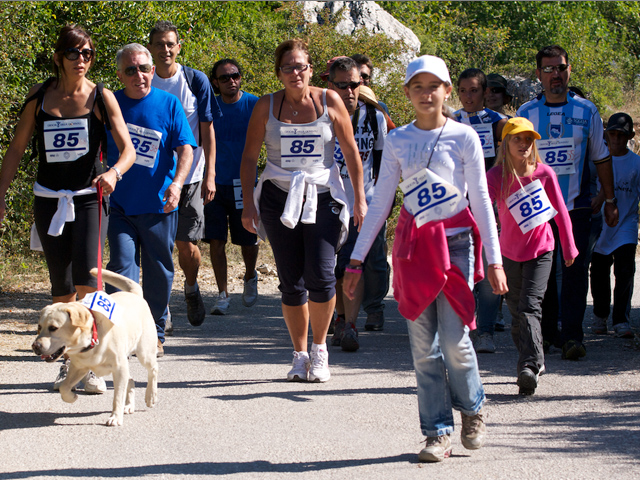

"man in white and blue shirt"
[517,45,618,360]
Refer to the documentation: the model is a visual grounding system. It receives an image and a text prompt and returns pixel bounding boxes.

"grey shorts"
[176,181,204,242]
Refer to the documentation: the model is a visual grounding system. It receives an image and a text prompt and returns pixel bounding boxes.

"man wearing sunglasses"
[325,56,388,352]
[148,21,222,329]
[105,43,197,357]
[204,59,260,315]
[351,53,389,117]
[517,45,618,361]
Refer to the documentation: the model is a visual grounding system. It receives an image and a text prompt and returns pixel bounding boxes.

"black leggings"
[259,180,343,306]
[34,194,107,297]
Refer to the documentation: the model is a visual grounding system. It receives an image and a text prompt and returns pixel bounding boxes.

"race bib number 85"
[536,138,576,175]
[81,291,121,326]
[506,179,557,234]
[127,123,162,169]
[280,126,324,168]
[400,168,462,228]
[43,119,89,163]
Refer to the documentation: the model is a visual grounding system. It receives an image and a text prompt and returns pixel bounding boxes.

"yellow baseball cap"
[501,117,541,141]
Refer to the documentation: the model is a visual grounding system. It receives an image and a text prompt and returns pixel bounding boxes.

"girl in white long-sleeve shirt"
[343,55,508,463]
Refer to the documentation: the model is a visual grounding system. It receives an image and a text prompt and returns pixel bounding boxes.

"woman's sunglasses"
[63,48,94,62]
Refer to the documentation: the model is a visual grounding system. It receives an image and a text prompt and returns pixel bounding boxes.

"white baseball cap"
[404,55,451,85]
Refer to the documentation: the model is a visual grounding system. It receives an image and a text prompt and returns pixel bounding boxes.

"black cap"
[487,73,508,90]
[606,113,634,135]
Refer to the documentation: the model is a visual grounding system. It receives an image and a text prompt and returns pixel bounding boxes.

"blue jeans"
[362,222,390,315]
[106,206,178,344]
[406,231,485,437]
[474,247,501,335]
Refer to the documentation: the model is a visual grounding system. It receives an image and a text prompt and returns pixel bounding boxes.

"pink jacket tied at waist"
[392,206,484,328]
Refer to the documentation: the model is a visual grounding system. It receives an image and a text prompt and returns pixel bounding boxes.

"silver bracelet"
[170,182,183,191]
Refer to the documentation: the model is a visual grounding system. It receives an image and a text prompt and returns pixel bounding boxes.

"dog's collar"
[80,310,100,353]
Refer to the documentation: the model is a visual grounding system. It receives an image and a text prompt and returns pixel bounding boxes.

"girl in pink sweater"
[486,117,578,395]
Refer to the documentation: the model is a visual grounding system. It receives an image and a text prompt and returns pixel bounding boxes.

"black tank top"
[34,84,106,191]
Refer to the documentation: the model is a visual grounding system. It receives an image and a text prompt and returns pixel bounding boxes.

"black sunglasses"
[489,87,506,94]
[360,73,371,81]
[217,72,241,83]
[332,81,361,90]
[123,64,153,76]
[63,47,94,62]
[540,64,569,74]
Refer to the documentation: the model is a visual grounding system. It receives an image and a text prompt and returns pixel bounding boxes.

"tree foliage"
[3,1,640,257]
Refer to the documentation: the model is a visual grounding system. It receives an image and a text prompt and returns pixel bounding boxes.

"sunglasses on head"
[540,64,569,74]
[332,81,361,90]
[63,47,94,62]
[123,64,153,76]
[217,72,241,83]
[279,64,310,74]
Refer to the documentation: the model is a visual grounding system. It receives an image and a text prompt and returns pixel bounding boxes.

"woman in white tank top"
[239,39,366,383]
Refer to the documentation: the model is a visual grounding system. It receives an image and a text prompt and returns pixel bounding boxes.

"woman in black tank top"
[0,25,135,303]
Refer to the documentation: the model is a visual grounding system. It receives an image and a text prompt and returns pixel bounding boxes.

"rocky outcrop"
[300,1,420,65]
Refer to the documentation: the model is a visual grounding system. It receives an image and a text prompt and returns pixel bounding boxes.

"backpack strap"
[20,77,55,116]
[365,103,382,182]
[182,66,202,146]
[95,83,111,131]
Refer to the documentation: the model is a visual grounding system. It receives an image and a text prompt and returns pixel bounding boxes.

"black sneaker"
[561,339,586,360]
[364,311,384,331]
[331,316,345,346]
[517,367,538,395]
[185,286,205,326]
[341,322,360,352]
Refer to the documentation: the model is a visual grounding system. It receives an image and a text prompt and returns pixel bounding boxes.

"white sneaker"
[82,371,107,394]
[474,333,496,353]
[53,359,71,391]
[210,292,230,315]
[309,346,331,382]
[613,322,633,338]
[242,271,259,307]
[287,351,310,382]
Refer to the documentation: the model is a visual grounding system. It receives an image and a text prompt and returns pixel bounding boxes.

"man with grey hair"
[105,43,197,357]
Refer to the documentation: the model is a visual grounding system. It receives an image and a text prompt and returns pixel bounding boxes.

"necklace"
[289,103,299,116]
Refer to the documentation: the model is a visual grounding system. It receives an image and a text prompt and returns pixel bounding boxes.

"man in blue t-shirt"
[517,45,619,360]
[205,59,259,315]
[106,43,197,356]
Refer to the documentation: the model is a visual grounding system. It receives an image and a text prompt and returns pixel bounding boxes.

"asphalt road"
[1,272,639,480]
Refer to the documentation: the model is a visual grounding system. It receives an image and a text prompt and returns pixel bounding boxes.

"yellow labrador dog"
[32,268,158,426]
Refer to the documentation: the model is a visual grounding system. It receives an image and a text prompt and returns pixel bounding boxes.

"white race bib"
[400,168,463,228]
[280,126,324,168]
[233,178,243,210]
[81,291,122,326]
[43,119,89,163]
[127,123,162,168]
[507,179,557,234]
[471,123,495,158]
[536,138,576,175]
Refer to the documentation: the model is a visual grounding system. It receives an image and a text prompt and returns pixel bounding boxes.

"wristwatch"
[111,166,123,182]
[604,197,617,205]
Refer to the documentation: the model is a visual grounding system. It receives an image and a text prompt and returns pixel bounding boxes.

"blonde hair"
[495,132,541,202]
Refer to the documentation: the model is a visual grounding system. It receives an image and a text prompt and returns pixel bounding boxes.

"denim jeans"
[406,231,485,437]
[474,247,501,336]
[106,206,178,344]
[503,252,552,375]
